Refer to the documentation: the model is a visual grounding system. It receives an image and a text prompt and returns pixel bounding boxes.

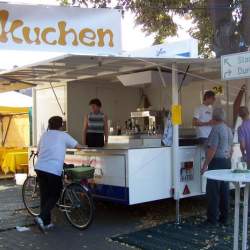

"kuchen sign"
[0,3,121,54]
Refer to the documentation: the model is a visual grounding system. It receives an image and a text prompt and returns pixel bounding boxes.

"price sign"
[171,105,182,125]
[212,85,223,95]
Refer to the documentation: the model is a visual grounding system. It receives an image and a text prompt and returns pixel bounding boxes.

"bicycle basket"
[65,166,95,181]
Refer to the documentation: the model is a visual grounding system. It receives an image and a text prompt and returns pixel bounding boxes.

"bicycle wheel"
[62,183,94,230]
[22,176,40,216]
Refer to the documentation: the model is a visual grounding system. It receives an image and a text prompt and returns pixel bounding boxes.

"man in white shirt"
[34,116,82,232]
[193,91,216,144]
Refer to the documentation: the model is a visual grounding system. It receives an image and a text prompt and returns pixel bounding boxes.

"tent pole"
[1,118,3,147]
[172,63,180,224]
[247,79,250,109]
[3,116,12,146]
[32,88,37,146]
[226,81,230,125]
[245,79,248,107]
[49,82,65,117]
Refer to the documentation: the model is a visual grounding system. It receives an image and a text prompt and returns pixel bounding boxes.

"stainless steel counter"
[109,135,162,139]
[77,144,164,152]
[108,135,162,147]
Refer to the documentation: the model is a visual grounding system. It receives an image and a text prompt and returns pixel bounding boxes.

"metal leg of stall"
[233,182,240,250]
[226,81,230,125]
[32,88,37,146]
[172,62,181,224]
[176,199,180,224]
[242,183,249,250]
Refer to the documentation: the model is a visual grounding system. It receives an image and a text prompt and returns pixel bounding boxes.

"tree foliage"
[59,0,247,57]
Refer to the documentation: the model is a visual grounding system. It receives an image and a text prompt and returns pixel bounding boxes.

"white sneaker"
[44,223,55,230]
[34,217,45,233]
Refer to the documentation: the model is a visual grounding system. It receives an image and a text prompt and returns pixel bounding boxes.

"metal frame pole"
[3,116,13,146]
[242,183,249,250]
[233,182,240,250]
[32,88,37,146]
[1,117,3,147]
[172,63,180,224]
[226,81,230,125]
[245,79,248,107]
[247,79,250,109]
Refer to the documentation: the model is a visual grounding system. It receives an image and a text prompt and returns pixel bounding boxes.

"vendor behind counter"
[83,99,108,147]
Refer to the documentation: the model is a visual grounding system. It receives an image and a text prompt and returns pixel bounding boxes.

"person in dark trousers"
[34,116,82,232]
[201,107,233,225]
[83,98,108,147]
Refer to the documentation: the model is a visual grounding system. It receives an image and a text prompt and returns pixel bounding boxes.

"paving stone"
[0,180,32,231]
[0,179,208,250]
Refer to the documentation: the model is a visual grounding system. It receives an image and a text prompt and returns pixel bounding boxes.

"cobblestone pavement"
[0,180,33,231]
[0,179,207,250]
[0,180,135,249]
[0,208,135,250]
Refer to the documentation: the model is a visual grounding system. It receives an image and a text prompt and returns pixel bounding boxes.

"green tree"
[59,0,247,57]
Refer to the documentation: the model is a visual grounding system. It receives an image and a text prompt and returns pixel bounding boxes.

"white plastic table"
[204,169,250,250]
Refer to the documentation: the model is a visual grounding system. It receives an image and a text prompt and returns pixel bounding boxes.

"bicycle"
[22,151,94,230]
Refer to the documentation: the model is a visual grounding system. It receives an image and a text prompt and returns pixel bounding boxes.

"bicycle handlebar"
[29,150,38,167]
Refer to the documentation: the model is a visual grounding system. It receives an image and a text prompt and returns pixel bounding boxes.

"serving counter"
[64,144,204,205]
[28,140,241,205]
[109,135,200,147]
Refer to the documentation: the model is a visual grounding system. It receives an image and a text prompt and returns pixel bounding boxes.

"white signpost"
[0,3,121,55]
[221,51,250,80]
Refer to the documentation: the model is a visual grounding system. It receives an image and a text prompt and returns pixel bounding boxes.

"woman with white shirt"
[34,116,82,232]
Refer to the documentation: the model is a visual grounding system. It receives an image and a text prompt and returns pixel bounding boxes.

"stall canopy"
[0,54,220,88]
[0,76,34,92]
[0,91,32,147]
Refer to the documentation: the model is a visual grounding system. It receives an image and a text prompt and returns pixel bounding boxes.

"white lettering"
[238,67,250,75]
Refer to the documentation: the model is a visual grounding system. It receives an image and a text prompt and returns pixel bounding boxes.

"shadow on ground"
[0,179,208,250]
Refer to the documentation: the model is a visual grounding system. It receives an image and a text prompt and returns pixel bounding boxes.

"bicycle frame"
[25,151,94,230]
[29,151,92,212]
[58,180,91,211]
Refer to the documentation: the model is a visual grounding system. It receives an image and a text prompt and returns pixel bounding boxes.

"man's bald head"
[239,106,250,120]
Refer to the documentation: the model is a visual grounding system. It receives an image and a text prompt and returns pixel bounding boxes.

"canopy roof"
[0,106,29,115]
[0,91,32,107]
[0,54,221,89]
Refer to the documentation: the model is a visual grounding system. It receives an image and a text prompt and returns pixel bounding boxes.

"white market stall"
[0,55,244,219]
[0,3,245,221]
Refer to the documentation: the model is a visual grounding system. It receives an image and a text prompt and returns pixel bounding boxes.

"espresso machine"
[129,110,164,135]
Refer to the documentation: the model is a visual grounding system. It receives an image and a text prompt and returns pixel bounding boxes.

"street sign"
[221,51,250,80]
